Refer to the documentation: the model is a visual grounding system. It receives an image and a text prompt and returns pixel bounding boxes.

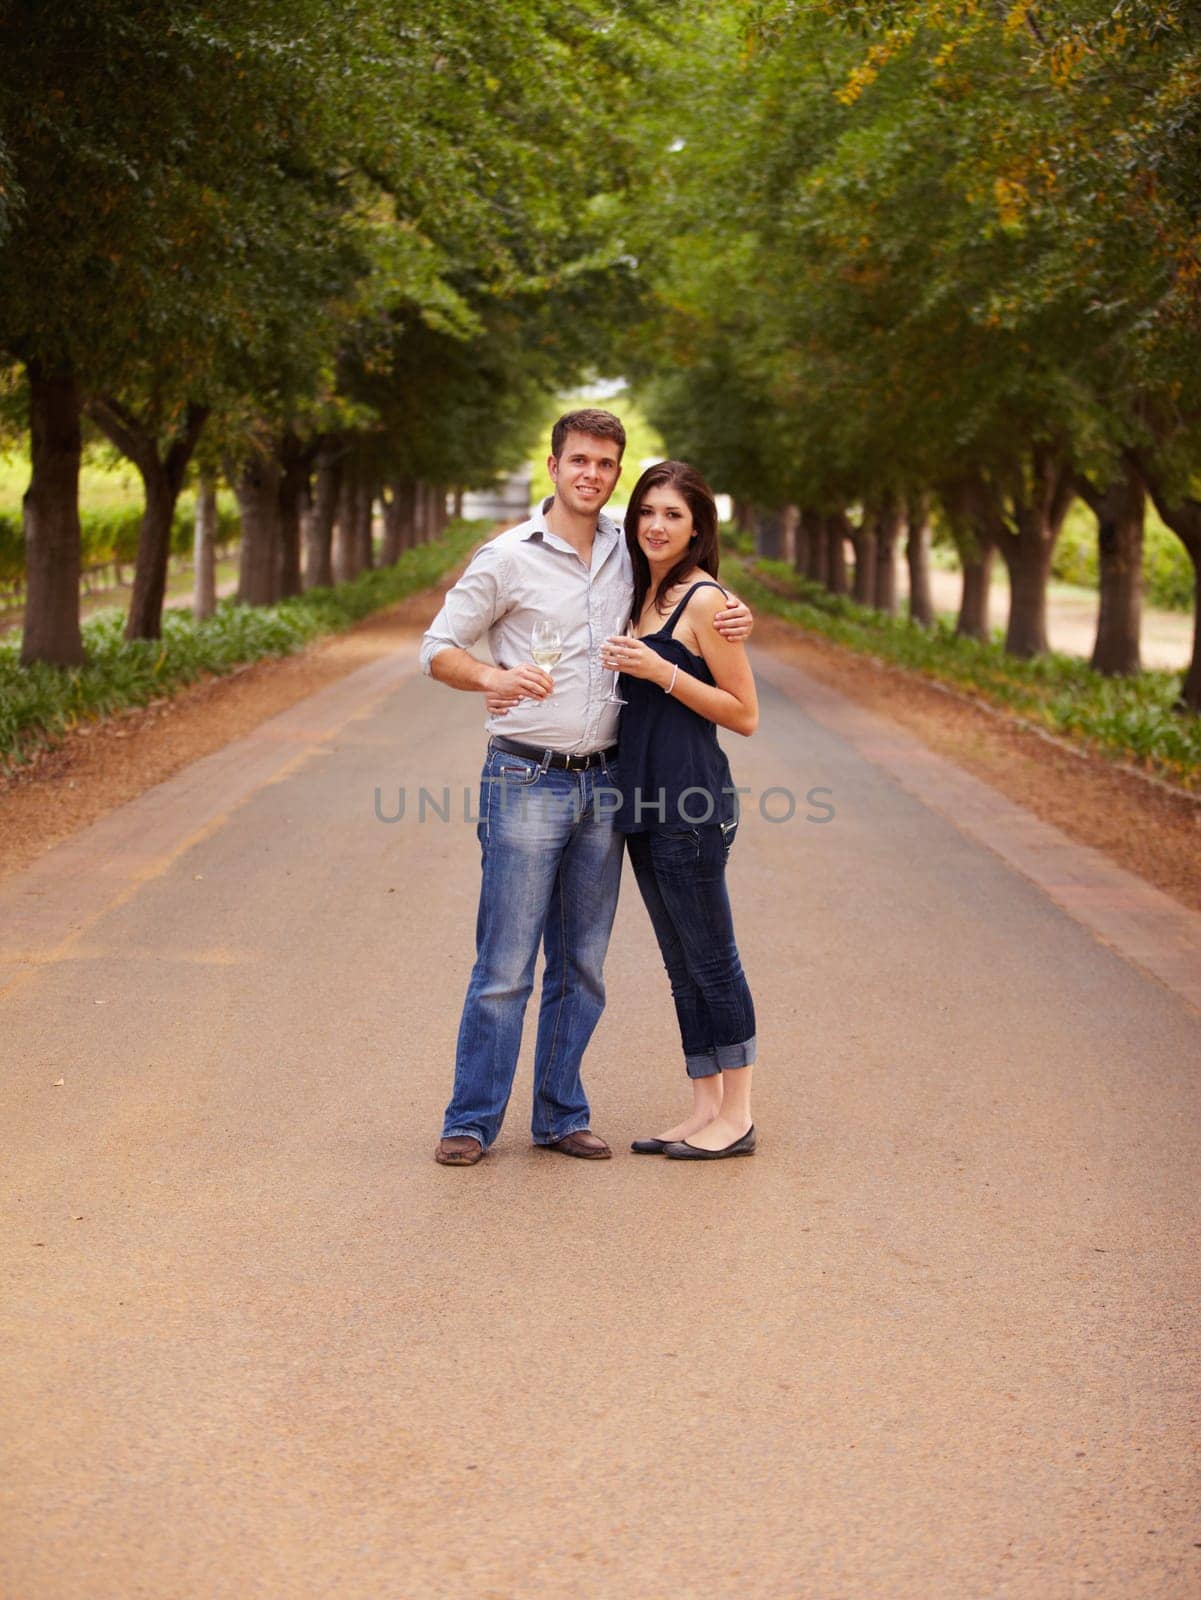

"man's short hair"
[550,408,626,461]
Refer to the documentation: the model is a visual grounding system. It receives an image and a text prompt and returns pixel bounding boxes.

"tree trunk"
[905,491,934,625]
[412,480,431,545]
[825,510,849,596]
[380,475,415,564]
[233,455,282,606]
[276,478,302,601]
[782,505,799,565]
[380,487,402,567]
[453,487,464,520]
[276,433,310,601]
[957,550,993,640]
[1185,556,1201,713]
[193,473,217,621]
[334,459,361,582]
[939,474,995,642]
[1003,538,1055,657]
[1076,465,1145,677]
[396,477,418,557]
[20,361,85,667]
[993,446,1075,658]
[354,475,375,573]
[1134,452,1201,711]
[305,438,342,590]
[434,484,450,538]
[127,466,175,637]
[802,507,827,587]
[87,397,209,640]
[851,509,877,606]
[793,508,812,577]
[755,506,784,560]
[873,498,904,615]
[412,481,425,545]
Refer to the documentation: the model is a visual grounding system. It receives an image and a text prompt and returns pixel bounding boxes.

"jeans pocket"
[654,826,702,873]
[492,755,541,787]
[481,752,540,849]
[720,818,738,862]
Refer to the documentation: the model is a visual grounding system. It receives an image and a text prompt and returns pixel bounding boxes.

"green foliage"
[617,0,1201,672]
[1049,504,1101,590]
[718,523,755,558]
[1,0,677,657]
[0,510,20,586]
[0,519,485,769]
[0,447,145,517]
[0,500,240,589]
[737,555,1201,785]
[1142,525,1198,614]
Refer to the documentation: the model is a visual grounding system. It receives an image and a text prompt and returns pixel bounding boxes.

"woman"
[601,461,759,1160]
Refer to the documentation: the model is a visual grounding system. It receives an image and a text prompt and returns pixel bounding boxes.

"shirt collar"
[525,495,621,552]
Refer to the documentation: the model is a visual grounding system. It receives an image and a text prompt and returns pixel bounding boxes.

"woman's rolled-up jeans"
[625,821,756,1078]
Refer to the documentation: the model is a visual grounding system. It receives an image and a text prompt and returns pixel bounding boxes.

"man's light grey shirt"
[419,500,632,754]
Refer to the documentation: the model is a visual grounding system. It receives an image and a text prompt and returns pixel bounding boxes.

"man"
[420,408,751,1166]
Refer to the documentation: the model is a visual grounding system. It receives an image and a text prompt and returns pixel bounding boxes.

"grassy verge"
[0,519,485,773]
[729,552,1201,789]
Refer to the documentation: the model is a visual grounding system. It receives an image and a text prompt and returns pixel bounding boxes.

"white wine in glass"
[602,621,631,705]
[530,619,562,717]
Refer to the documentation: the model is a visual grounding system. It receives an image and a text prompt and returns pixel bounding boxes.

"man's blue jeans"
[625,822,757,1078]
[442,745,624,1149]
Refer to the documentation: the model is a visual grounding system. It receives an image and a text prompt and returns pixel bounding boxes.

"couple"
[419,408,759,1166]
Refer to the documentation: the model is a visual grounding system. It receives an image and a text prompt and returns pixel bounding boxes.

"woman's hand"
[601,635,670,685]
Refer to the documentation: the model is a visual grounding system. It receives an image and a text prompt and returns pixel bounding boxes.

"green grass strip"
[730,554,1201,788]
[0,519,486,773]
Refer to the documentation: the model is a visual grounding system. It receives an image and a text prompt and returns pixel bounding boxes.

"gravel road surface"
[2,635,1198,1599]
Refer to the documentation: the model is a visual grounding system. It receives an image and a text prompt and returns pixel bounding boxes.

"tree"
[2,0,674,651]
[621,0,1199,703]
[0,2,380,650]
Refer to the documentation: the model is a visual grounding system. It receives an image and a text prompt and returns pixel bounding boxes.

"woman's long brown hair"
[624,460,720,626]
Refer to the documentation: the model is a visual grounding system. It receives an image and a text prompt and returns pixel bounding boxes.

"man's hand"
[484,663,553,716]
[714,591,754,642]
[485,689,521,716]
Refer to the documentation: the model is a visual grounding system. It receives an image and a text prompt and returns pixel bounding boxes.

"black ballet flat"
[663,1125,756,1160]
[630,1137,671,1154]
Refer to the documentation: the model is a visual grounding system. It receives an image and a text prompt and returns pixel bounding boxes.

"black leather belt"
[490,735,617,772]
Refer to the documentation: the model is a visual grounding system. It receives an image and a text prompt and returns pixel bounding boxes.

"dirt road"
[2,629,1199,1598]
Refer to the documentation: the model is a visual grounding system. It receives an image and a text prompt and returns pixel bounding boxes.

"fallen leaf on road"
[52,1078,64,1086]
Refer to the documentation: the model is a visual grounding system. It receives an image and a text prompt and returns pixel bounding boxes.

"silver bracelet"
[664,664,679,695]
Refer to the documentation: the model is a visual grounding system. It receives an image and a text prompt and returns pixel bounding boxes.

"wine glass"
[530,619,562,718]
[601,621,631,705]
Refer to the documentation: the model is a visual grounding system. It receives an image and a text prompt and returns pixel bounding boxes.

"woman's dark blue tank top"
[614,580,738,835]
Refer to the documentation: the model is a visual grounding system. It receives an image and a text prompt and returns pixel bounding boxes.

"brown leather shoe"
[435,1135,484,1166]
[547,1130,611,1160]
